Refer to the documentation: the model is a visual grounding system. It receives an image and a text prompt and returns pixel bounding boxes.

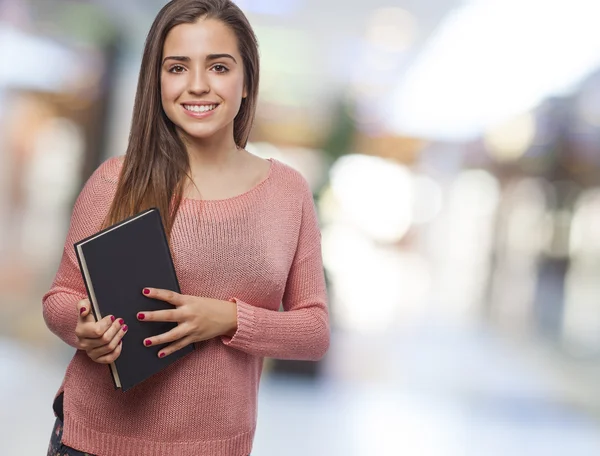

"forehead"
[163,18,240,57]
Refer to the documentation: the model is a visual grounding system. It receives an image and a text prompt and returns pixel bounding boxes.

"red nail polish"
[119,340,122,345]
[110,316,115,322]
[143,288,150,295]
[144,339,152,346]
[159,352,165,358]
[118,318,125,325]
[122,325,128,332]
[80,307,86,314]
[138,313,145,320]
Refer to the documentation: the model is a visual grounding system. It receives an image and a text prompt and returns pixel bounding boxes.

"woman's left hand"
[138,288,237,357]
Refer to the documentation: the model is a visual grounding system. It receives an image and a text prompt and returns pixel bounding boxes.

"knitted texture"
[42,156,330,456]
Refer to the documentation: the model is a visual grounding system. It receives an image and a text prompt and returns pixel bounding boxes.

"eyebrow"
[162,54,238,65]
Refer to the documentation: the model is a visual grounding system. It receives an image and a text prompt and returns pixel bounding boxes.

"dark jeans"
[47,393,92,456]
[47,417,93,456]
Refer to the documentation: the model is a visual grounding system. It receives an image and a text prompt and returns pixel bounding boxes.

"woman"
[42,0,330,454]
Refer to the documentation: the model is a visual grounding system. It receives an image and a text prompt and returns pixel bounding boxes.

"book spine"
[73,243,100,322]
[73,242,121,390]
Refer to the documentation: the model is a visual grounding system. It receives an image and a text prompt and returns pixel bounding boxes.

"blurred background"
[2,0,600,454]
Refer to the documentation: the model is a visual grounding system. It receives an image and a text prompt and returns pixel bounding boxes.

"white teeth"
[184,104,217,113]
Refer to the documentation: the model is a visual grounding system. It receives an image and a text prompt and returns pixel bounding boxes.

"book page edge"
[78,209,155,246]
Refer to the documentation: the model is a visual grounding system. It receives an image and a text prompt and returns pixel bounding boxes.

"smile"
[183,104,218,113]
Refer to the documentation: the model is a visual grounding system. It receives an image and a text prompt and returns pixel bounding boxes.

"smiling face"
[160,17,247,146]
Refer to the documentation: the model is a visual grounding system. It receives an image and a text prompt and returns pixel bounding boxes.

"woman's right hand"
[75,299,128,363]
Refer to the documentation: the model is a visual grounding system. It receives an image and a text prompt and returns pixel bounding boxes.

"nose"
[188,68,210,95]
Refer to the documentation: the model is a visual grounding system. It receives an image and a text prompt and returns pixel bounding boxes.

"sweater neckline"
[182,158,275,204]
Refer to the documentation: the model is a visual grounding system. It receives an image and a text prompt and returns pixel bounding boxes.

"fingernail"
[138,313,145,320]
[159,352,165,358]
[80,307,86,314]
[144,339,152,346]
[143,288,150,295]
[118,318,125,325]
[119,340,122,345]
[110,316,115,322]
[122,325,128,332]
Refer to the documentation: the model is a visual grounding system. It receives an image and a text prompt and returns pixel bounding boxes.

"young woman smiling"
[42,1,330,455]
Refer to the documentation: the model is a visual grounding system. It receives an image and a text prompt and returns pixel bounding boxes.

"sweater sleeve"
[222,180,330,361]
[42,158,119,347]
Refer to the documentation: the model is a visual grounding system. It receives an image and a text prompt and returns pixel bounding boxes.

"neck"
[181,130,240,170]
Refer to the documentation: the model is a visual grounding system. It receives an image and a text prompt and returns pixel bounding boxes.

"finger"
[77,299,93,320]
[142,288,184,306]
[93,340,123,364]
[77,300,98,326]
[142,324,185,348]
[136,308,179,323]
[91,314,119,338]
[76,315,120,344]
[157,335,194,359]
[93,318,126,348]
[88,322,128,358]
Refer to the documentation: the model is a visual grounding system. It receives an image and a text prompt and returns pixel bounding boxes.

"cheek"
[160,75,185,105]
[216,78,245,107]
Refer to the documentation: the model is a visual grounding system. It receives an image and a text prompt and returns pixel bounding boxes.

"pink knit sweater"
[42,156,329,456]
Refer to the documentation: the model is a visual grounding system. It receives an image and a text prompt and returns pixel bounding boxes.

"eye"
[212,64,229,73]
[168,65,186,74]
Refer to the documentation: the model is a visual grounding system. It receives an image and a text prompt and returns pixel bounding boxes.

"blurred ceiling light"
[329,154,413,243]
[449,169,500,218]
[504,178,548,254]
[0,25,85,91]
[569,189,600,257]
[360,48,400,73]
[411,175,443,224]
[322,223,430,333]
[365,7,417,53]
[318,185,343,226]
[387,0,600,140]
[321,224,401,333]
[484,112,536,162]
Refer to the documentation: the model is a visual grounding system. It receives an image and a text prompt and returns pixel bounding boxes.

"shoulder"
[92,154,124,185]
[76,155,124,202]
[269,159,313,200]
[70,155,124,229]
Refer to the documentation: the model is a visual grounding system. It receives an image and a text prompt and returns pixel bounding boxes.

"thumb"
[77,299,93,320]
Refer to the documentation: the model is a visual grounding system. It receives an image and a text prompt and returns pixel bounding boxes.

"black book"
[74,207,194,392]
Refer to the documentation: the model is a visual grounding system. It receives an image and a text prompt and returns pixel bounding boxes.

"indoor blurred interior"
[2,0,600,454]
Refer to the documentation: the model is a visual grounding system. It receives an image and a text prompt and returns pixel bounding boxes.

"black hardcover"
[74,207,193,392]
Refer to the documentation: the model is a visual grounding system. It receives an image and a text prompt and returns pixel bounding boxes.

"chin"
[177,124,227,142]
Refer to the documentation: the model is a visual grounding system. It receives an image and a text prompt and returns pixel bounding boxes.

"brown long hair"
[102,0,260,240]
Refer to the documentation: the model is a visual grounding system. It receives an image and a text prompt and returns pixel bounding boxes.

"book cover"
[74,207,194,392]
